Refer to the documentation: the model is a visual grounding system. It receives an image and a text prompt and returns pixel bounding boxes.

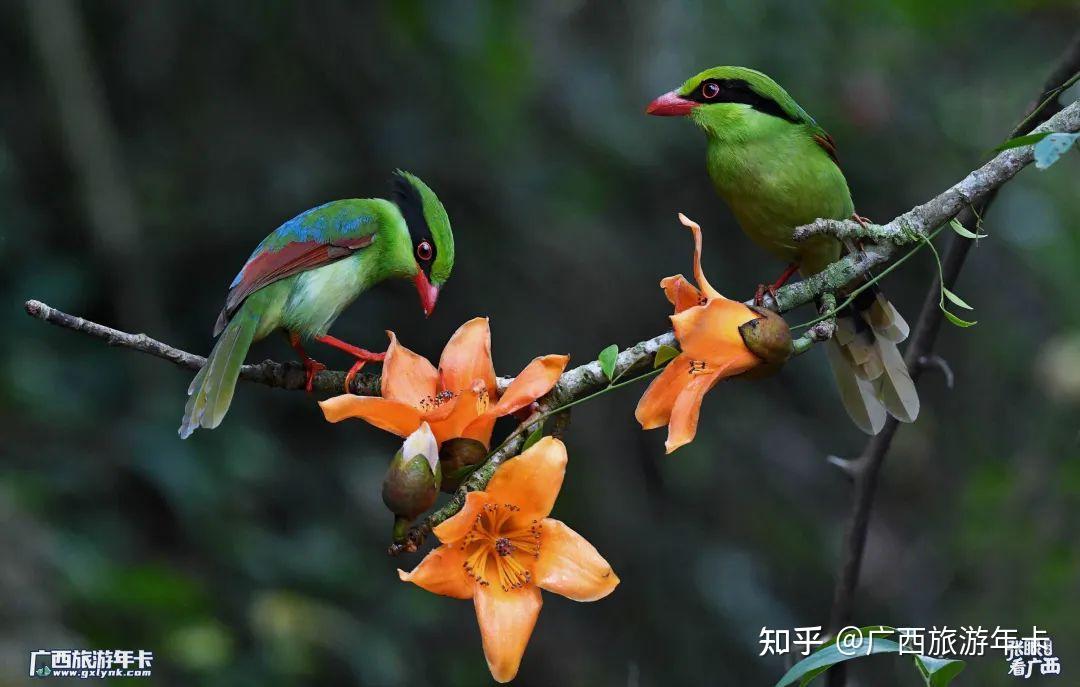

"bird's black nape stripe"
[688,79,800,124]
[391,174,436,274]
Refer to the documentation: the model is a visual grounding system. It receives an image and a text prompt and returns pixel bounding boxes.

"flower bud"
[438,437,488,492]
[739,305,794,366]
[382,423,441,539]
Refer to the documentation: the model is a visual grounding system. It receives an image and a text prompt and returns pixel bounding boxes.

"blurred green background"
[2,1,1078,685]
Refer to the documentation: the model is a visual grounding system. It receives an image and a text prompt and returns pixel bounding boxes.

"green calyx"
[382,424,441,536]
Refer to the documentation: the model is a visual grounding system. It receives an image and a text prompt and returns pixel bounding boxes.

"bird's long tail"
[824,287,919,435]
[179,305,259,439]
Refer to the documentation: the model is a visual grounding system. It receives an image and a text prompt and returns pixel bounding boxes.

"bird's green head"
[391,170,455,318]
[646,66,816,136]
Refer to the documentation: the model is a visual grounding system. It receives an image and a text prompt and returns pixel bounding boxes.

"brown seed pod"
[438,437,488,492]
[738,305,794,367]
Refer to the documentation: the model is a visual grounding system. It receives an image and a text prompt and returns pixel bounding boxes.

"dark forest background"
[2,1,1078,685]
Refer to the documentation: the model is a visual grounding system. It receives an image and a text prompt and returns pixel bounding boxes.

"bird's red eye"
[416,240,433,261]
[701,82,720,99]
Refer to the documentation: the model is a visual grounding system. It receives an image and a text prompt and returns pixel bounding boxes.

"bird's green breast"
[705,118,851,274]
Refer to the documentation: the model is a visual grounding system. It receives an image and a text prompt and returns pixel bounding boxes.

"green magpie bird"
[179,170,455,439]
[647,66,918,434]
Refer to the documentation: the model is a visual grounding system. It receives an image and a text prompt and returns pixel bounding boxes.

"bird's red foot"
[753,283,779,306]
[288,331,327,393]
[303,358,327,393]
[851,212,873,229]
[343,360,367,394]
[753,262,799,305]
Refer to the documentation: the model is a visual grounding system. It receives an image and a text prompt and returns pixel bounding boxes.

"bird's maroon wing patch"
[213,235,374,335]
[814,132,840,164]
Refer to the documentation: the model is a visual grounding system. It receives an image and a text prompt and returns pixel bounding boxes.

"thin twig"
[23,299,382,396]
[825,36,1080,687]
[768,98,1080,314]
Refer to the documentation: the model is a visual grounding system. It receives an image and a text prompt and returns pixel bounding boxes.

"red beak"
[646,90,696,116]
[413,271,439,318]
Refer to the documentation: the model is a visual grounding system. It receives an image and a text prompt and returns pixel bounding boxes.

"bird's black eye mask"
[686,78,799,124]
[392,175,436,276]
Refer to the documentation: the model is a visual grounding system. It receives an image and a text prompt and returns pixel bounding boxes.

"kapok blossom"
[319,318,568,446]
[398,437,618,682]
[635,213,763,453]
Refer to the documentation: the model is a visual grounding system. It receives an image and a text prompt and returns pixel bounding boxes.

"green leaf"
[993,131,1051,152]
[653,344,679,368]
[942,287,973,310]
[914,655,966,687]
[1033,132,1080,169]
[948,218,986,239]
[598,344,619,381]
[941,307,977,328]
[522,423,544,451]
[775,627,899,687]
[797,665,831,687]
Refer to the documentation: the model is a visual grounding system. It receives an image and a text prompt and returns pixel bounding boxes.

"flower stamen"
[418,389,457,412]
[457,503,542,591]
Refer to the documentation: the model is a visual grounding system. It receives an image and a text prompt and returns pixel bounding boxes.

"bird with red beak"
[644,66,919,436]
[645,89,699,117]
[179,170,455,438]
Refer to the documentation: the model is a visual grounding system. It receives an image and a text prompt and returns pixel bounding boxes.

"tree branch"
[825,36,1080,687]
[23,299,382,396]
[24,60,1078,565]
[769,98,1079,314]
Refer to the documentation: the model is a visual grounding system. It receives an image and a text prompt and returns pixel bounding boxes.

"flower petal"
[473,584,542,683]
[485,436,566,521]
[398,544,474,599]
[660,274,704,313]
[429,382,486,445]
[381,331,439,407]
[319,395,423,437]
[461,413,497,448]
[490,354,569,417]
[664,370,722,453]
[678,213,724,300]
[634,355,691,430]
[432,491,491,544]
[438,317,497,395]
[534,519,619,602]
[671,298,759,367]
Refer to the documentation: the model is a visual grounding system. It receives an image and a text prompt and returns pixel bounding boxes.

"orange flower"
[319,318,568,447]
[398,437,618,682]
[635,214,762,453]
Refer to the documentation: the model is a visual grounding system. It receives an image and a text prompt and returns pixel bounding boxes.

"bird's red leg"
[288,331,326,393]
[314,334,386,393]
[851,212,872,229]
[754,262,799,305]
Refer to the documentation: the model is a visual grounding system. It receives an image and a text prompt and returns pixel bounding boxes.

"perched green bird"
[179,171,455,439]
[647,66,917,434]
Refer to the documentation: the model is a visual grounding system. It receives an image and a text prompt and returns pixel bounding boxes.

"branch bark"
[23,299,383,396]
[769,98,1080,314]
[825,36,1080,687]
